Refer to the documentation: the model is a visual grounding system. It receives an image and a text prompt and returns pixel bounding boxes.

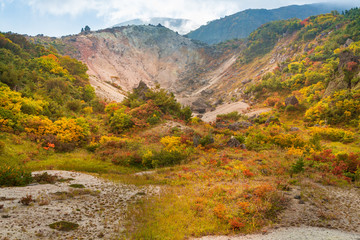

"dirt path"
[201,102,250,122]
[0,170,159,240]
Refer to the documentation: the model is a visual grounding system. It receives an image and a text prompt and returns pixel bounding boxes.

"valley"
[1,3,360,240]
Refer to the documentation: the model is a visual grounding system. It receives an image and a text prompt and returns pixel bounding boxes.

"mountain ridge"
[186,3,355,44]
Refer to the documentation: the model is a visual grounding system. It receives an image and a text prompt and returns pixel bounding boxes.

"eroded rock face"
[54,25,217,102]
[285,96,299,106]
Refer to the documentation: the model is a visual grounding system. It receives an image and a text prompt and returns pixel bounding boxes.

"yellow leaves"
[334,48,342,55]
[0,85,23,114]
[99,135,124,144]
[310,126,355,143]
[160,136,185,152]
[53,118,87,143]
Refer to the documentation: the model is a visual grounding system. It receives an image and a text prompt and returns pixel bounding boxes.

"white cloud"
[21,0,358,32]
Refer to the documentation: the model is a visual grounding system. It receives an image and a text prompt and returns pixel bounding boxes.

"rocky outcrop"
[41,25,219,103]
[285,96,299,106]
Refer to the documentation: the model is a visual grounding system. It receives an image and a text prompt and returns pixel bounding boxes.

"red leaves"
[346,61,358,72]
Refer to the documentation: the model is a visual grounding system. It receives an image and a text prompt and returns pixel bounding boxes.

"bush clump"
[0,165,32,187]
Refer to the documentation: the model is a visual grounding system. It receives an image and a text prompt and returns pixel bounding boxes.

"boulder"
[241,79,252,85]
[265,115,276,124]
[228,122,241,131]
[193,135,201,147]
[344,38,354,48]
[285,96,299,106]
[239,121,253,129]
[227,137,241,148]
[290,127,300,131]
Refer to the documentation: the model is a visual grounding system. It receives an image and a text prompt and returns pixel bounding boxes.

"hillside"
[30,25,229,104]
[187,3,353,44]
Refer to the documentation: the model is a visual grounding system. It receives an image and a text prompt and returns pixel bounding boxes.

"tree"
[84,26,91,32]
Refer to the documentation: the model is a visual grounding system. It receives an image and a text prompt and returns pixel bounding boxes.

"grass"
[49,221,79,231]
[25,149,136,174]
[127,187,229,240]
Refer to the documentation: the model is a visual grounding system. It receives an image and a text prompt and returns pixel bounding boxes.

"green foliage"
[234,135,245,144]
[241,19,302,62]
[0,165,32,187]
[290,157,305,174]
[49,221,79,231]
[305,90,360,125]
[109,107,134,133]
[216,111,242,122]
[199,134,215,147]
[142,149,187,168]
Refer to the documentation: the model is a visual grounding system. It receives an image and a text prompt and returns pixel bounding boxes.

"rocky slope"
[32,25,225,103]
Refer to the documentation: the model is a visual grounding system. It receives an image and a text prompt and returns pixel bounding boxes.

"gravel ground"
[195,227,360,240]
[0,170,159,240]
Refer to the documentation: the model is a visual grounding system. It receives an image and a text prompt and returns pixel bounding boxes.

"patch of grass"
[69,184,85,188]
[25,149,136,174]
[49,221,79,231]
[33,172,58,184]
[128,188,228,240]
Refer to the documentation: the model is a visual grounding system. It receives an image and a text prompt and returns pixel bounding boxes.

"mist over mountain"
[113,17,199,35]
[186,3,356,44]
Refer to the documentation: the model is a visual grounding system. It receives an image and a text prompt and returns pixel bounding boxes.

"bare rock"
[227,137,241,148]
[344,38,354,48]
[290,127,300,131]
[285,96,299,106]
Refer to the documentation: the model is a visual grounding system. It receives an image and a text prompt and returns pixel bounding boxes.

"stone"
[133,81,149,101]
[228,122,241,131]
[239,121,253,129]
[193,135,201,147]
[241,79,252,85]
[290,127,300,131]
[265,115,275,124]
[285,96,299,106]
[344,38,354,48]
[240,144,246,149]
[227,136,241,148]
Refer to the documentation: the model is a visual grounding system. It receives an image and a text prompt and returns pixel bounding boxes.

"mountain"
[113,17,199,35]
[187,3,354,44]
[30,25,227,103]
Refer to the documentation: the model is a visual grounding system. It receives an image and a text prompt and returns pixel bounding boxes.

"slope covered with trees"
[187,3,352,44]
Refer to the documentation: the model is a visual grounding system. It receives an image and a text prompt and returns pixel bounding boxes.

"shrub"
[0,165,32,186]
[216,112,242,122]
[290,157,305,174]
[142,149,186,168]
[109,108,133,133]
[234,135,245,144]
[33,172,57,184]
[199,134,215,147]
[20,194,34,206]
[311,127,355,143]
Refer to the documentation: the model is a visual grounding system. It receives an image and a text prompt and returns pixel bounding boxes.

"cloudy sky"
[0,0,358,37]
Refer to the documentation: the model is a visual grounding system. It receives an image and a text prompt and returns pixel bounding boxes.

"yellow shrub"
[99,135,124,144]
[311,127,355,143]
[160,136,185,152]
[23,116,53,136]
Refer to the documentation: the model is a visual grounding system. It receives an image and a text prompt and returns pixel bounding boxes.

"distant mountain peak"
[113,17,200,35]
